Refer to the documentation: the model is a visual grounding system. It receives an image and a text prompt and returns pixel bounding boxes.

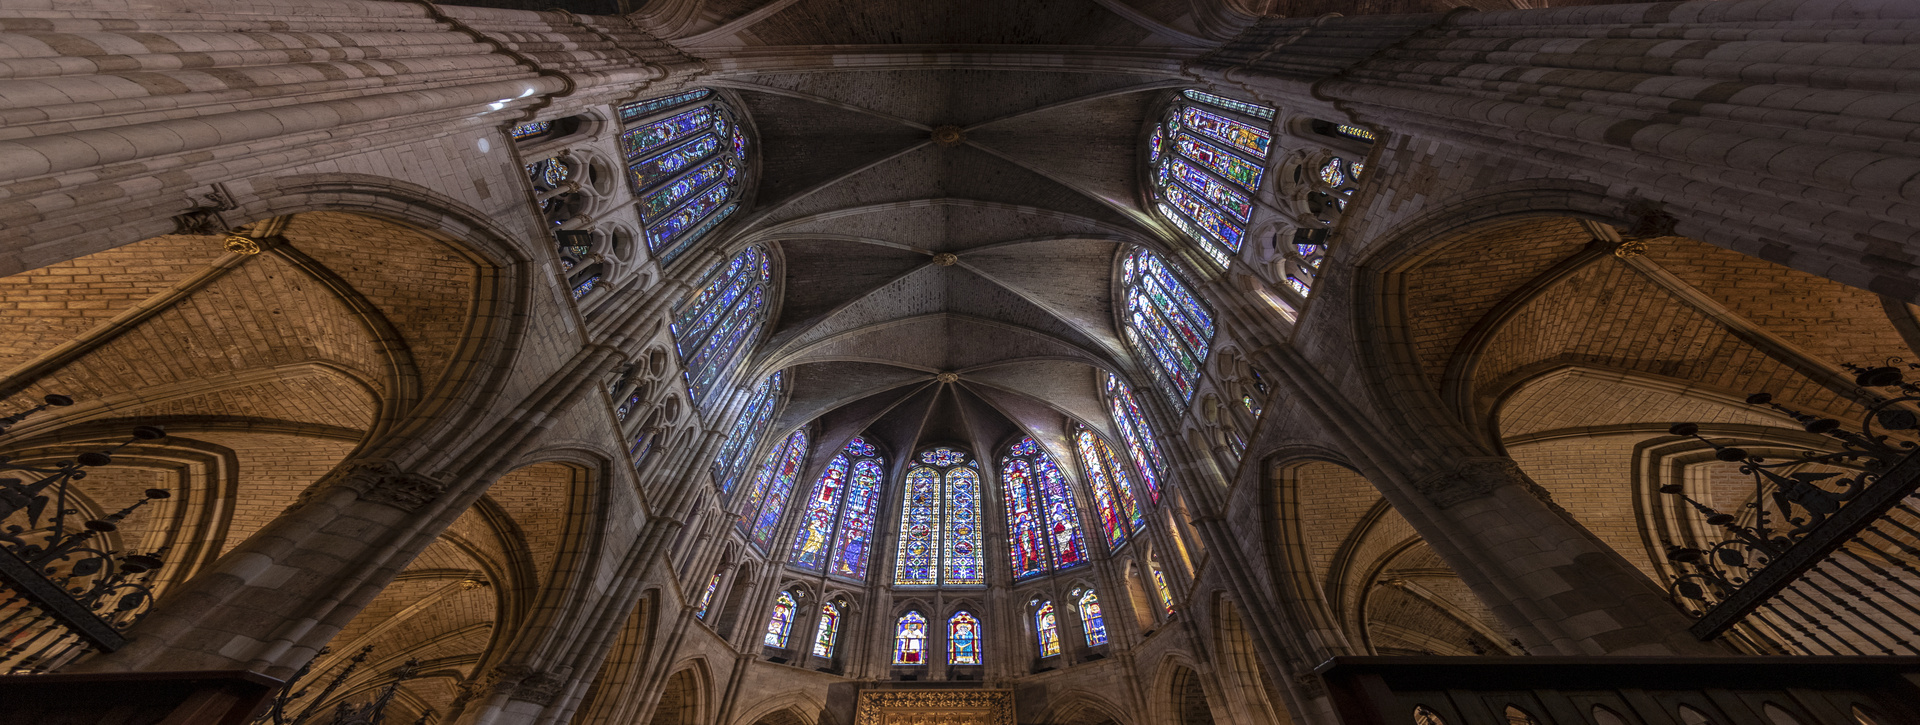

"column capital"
[299,459,449,512]
[1411,457,1553,509]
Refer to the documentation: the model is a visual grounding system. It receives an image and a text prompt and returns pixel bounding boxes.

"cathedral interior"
[1,0,1919,723]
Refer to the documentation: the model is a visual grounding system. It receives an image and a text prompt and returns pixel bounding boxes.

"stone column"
[1399,457,1724,655]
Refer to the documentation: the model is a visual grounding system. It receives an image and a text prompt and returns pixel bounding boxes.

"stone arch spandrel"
[0,233,229,374]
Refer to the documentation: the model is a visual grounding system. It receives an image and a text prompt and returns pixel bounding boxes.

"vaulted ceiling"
[718,71,1180,461]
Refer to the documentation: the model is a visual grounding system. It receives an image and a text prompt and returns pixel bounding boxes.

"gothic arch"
[732,692,825,725]
[1035,689,1131,725]
[648,661,713,725]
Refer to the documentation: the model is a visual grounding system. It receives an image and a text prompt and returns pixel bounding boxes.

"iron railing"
[1662,363,1920,655]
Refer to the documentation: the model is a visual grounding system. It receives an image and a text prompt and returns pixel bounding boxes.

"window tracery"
[1072,426,1144,552]
[619,88,747,265]
[671,246,771,407]
[894,612,928,665]
[1000,436,1088,580]
[711,372,782,495]
[1149,90,1277,268]
[737,428,809,550]
[1106,373,1170,502]
[765,590,797,648]
[894,447,983,587]
[1121,248,1215,409]
[948,611,982,665]
[1035,601,1061,658]
[789,437,886,580]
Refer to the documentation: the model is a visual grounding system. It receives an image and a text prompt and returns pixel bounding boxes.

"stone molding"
[299,460,449,512]
[510,670,568,706]
[1411,458,1554,509]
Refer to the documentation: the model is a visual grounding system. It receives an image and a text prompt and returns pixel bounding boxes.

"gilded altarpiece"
[854,690,1015,725]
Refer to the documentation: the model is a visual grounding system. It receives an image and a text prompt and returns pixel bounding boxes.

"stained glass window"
[670,246,771,407]
[1120,248,1215,410]
[1183,89,1276,121]
[621,88,748,264]
[1073,427,1144,551]
[711,372,782,494]
[570,274,601,300]
[765,591,797,648]
[894,612,928,665]
[1000,437,1087,579]
[895,447,983,587]
[813,601,842,659]
[1106,374,1169,503]
[1151,90,1276,267]
[739,428,809,550]
[1035,602,1061,657]
[1078,589,1109,646]
[509,120,552,142]
[948,611,982,665]
[694,573,722,619]
[790,437,886,580]
[1150,562,1175,614]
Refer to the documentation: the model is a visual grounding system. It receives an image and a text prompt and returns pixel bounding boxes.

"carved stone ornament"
[855,690,1014,725]
[1623,198,1679,238]
[930,125,965,147]
[1293,671,1326,698]
[935,371,960,384]
[931,253,959,266]
[298,460,449,512]
[1612,239,1648,259]
[1412,458,1552,509]
[171,183,239,236]
[511,670,568,707]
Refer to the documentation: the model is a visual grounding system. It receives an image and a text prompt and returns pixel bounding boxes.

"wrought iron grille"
[0,393,169,673]
[1661,362,1920,655]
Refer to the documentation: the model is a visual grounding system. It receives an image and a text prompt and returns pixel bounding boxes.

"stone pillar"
[1406,458,1724,656]
[81,460,462,676]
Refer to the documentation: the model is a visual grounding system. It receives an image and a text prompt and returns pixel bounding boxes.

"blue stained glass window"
[894,612,928,665]
[671,246,771,408]
[509,120,552,141]
[694,573,722,619]
[1000,437,1087,579]
[1120,248,1214,410]
[895,447,983,587]
[570,275,601,300]
[618,88,710,122]
[1151,90,1275,268]
[623,88,747,262]
[712,372,783,495]
[1105,374,1168,503]
[765,591,797,648]
[948,611,982,665]
[1036,602,1061,658]
[1077,589,1109,646]
[1073,427,1143,551]
[739,428,809,550]
[1183,89,1276,120]
[789,437,887,580]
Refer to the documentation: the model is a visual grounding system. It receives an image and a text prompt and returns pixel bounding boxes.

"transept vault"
[0,0,1917,724]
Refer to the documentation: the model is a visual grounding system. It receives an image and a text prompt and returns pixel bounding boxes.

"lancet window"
[1105,373,1169,503]
[618,88,748,265]
[1000,437,1088,580]
[737,428,809,550]
[1076,589,1109,646]
[1121,248,1215,408]
[1072,426,1144,551]
[671,246,770,407]
[765,590,797,648]
[694,572,722,619]
[948,611,983,665]
[1035,601,1061,658]
[894,612,928,665]
[894,447,984,587]
[711,372,782,495]
[789,437,886,580]
[813,600,843,659]
[1150,560,1175,614]
[1149,90,1277,268]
